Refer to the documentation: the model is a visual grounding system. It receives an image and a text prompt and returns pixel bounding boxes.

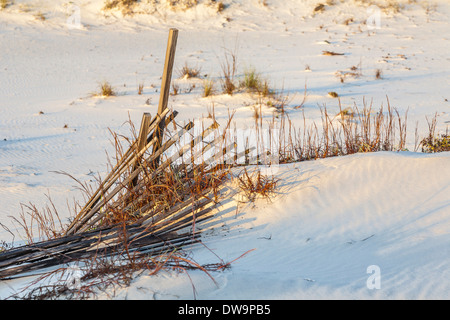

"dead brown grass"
[237,168,278,203]
[220,47,238,95]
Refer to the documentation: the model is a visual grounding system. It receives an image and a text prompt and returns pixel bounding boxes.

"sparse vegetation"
[220,48,238,95]
[178,62,201,79]
[240,67,261,91]
[168,0,198,11]
[233,98,409,162]
[103,0,138,15]
[202,78,215,97]
[336,62,363,83]
[1,0,10,10]
[237,168,278,203]
[216,1,225,13]
[0,0,448,301]
[238,67,277,100]
[1,95,441,299]
[313,3,325,14]
[266,86,291,114]
[328,91,339,98]
[343,17,354,25]
[171,82,180,95]
[99,81,116,97]
[375,68,383,79]
[338,107,354,118]
[34,11,46,21]
[420,115,450,153]
[421,133,450,153]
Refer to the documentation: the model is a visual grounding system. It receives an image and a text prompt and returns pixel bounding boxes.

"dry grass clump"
[239,67,294,112]
[178,62,201,79]
[168,0,198,11]
[239,67,274,97]
[103,0,138,15]
[202,79,215,97]
[379,0,403,13]
[34,11,46,21]
[420,115,450,153]
[1,0,11,10]
[9,199,65,245]
[353,0,410,14]
[220,47,238,95]
[216,1,225,13]
[99,81,116,97]
[205,49,280,100]
[237,168,278,203]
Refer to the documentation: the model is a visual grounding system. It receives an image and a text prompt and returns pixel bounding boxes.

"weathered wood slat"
[64,109,173,236]
[0,108,251,281]
[112,121,220,215]
[153,28,178,166]
[0,28,245,281]
[74,121,195,234]
[0,231,200,280]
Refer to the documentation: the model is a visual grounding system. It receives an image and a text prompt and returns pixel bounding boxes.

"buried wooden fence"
[0,28,253,280]
[0,108,252,280]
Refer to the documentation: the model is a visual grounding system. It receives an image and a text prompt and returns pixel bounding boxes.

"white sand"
[0,0,449,299]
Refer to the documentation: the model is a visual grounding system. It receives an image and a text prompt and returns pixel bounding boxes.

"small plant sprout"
[294,83,308,109]
[202,79,215,98]
[138,82,144,95]
[375,69,383,79]
[171,82,180,95]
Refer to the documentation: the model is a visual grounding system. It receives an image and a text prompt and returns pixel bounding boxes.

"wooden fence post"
[154,28,179,165]
[131,112,152,187]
